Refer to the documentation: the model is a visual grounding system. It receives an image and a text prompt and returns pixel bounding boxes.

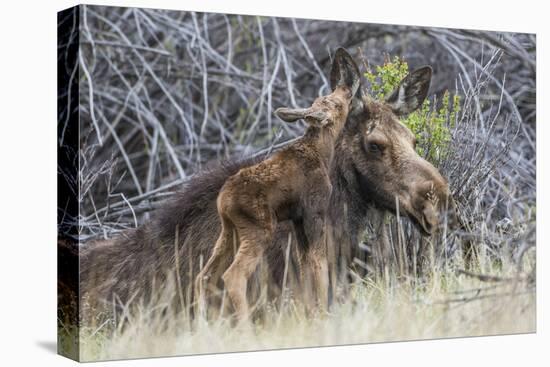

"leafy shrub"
[365,56,461,163]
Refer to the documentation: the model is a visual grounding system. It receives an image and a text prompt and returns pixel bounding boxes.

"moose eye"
[368,143,383,153]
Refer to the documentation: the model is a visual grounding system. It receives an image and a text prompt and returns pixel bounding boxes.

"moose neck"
[327,143,371,261]
[302,123,344,167]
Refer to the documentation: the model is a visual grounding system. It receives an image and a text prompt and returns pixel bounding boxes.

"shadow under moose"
[67,48,457,327]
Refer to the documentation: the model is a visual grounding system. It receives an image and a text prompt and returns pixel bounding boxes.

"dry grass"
[63,249,535,362]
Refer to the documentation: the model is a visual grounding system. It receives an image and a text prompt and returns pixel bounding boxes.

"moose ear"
[386,66,432,116]
[304,110,329,127]
[275,107,309,123]
[330,48,362,98]
[274,107,328,126]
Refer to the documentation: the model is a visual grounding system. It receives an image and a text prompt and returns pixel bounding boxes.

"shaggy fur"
[68,51,453,323]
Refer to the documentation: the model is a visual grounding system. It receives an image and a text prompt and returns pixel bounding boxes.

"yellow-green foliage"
[365,56,410,100]
[365,56,461,162]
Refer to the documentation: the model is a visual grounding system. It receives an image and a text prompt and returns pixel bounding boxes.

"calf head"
[333,50,455,235]
[275,48,361,133]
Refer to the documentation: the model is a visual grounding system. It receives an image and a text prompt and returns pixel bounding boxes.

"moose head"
[332,49,456,235]
[275,48,361,133]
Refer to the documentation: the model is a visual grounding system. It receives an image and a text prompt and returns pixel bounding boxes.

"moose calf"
[195,49,361,321]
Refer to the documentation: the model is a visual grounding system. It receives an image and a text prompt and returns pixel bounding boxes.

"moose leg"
[195,217,235,307]
[293,219,320,309]
[295,240,329,314]
[302,211,330,311]
[222,224,271,322]
[314,254,329,312]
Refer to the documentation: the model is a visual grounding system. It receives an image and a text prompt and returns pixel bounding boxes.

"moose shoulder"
[78,49,453,315]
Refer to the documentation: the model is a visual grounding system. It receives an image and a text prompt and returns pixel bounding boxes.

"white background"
[0,0,546,366]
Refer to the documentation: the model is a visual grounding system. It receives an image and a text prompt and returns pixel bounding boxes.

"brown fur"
[70,49,454,324]
[195,86,355,319]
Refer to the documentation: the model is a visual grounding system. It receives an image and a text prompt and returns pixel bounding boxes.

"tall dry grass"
[67,247,534,361]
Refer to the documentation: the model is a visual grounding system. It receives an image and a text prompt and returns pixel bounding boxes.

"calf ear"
[275,107,328,126]
[275,107,309,122]
[386,66,432,116]
[330,48,362,98]
[304,110,329,127]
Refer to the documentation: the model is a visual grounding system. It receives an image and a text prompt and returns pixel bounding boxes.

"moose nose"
[431,188,460,231]
[418,178,454,221]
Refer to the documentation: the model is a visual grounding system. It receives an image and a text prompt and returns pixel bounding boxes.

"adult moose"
[78,48,453,320]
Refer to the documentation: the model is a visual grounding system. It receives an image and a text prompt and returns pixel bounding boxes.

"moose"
[75,48,455,322]
[195,49,361,319]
